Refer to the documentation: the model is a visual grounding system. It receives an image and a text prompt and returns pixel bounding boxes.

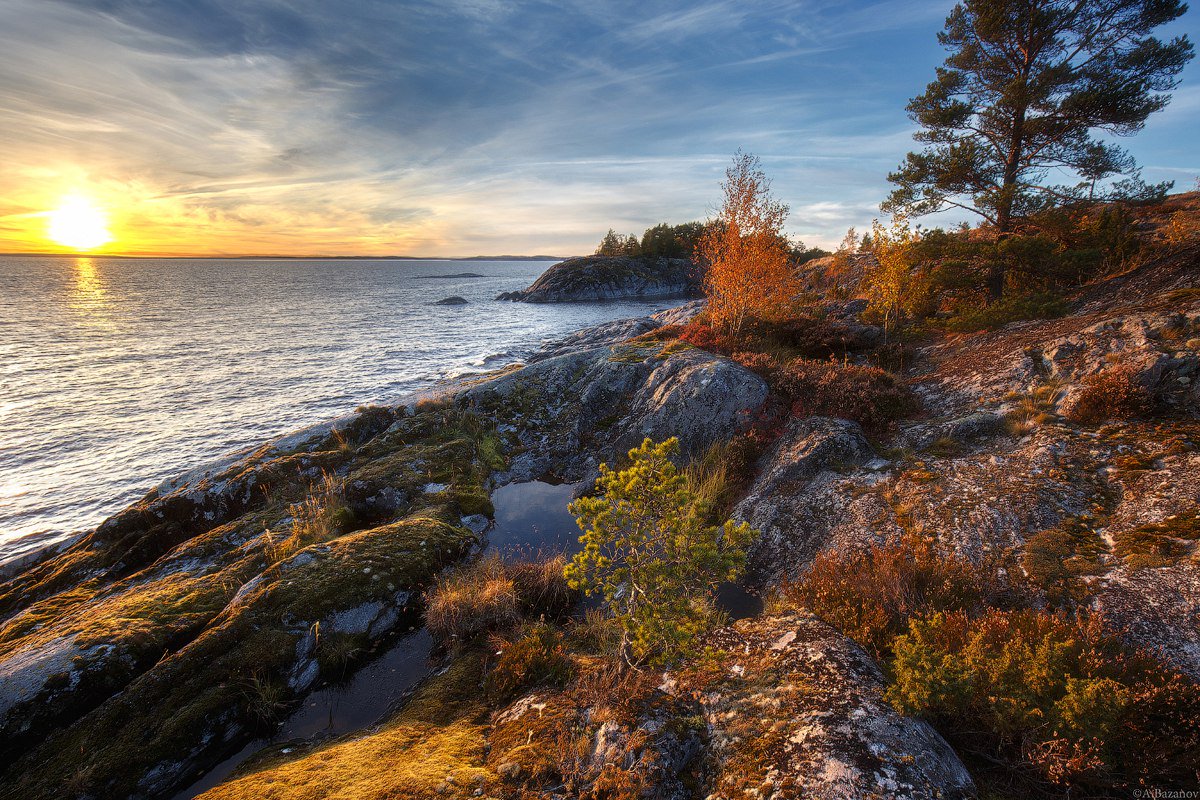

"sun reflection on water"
[69,258,114,325]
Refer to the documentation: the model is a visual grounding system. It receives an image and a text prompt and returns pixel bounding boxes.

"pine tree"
[596,228,623,256]
[884,0,1193,298]
[565,438,755,666]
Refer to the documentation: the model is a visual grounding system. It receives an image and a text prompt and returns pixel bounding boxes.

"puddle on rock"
[487,479,580,557]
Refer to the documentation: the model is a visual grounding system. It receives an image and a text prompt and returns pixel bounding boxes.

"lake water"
[0,256,682,563]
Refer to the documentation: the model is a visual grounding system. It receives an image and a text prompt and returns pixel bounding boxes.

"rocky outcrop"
[737,417,877,582]
[730,246,1200,680]
[680,613,975,800]
[496,255,698,302]
[434,296,468,305]
[466,340,768,485]
[529,300,705,362]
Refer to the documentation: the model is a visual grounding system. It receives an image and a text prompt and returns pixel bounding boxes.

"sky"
[0,0,1196,257]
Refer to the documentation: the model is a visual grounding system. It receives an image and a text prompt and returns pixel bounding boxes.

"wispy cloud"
[0,0,1194,255]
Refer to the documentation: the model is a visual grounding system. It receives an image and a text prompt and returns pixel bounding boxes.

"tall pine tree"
[884,0,1193,298]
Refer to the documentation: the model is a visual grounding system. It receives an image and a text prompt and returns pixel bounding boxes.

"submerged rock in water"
[433,296,468,305]
[496,255,698,302]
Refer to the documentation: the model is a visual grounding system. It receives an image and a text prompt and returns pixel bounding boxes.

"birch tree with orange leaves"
[697,151,798,335]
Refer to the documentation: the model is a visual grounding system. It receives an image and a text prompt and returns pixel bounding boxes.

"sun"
[47,195,112,251]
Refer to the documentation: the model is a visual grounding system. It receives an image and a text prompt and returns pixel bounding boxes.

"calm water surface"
[0,256,680,562]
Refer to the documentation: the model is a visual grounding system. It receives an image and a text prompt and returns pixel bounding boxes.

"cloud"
[0,0,1192,255]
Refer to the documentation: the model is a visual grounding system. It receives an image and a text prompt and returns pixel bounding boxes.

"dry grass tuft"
[425,553,578,647]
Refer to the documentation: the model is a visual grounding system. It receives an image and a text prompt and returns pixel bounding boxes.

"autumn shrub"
[888,609,1200,791]
[783,534,1009,660]
[777,358,919,434]
[675,319,735,354]
[484,622,574,701]
[742,316,876,360]
[1065,365,1153,424]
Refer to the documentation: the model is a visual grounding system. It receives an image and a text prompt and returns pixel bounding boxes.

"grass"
[197,655,494,800]
[425,553,578,647]
[425,553,522,646]
[266,472,352,563]
[1004,380,1062,436]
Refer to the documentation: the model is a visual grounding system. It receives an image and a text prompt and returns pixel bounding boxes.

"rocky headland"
[1,226,1199,798]
[495,255,698,302]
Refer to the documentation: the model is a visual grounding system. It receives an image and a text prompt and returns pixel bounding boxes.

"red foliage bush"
[783,534,1011,659]
[1065,365,1153,424]
[677,319,735,354]
[778,358,918,433]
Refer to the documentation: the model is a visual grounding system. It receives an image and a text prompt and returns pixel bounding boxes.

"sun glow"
[47,195,112,251]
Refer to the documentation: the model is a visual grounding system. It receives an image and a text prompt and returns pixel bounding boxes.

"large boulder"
[496,255,698,302]
[680,613,975,800]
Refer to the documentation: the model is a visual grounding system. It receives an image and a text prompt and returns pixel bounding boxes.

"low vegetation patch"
[945,291,1069,333]
[1021,518,1111,605]
[1065,365,1154,424]
[483,622,574,701]
[782,534,1011,660]
[1112,512,1200,570]
[888,609,1200,792]
[425,552,577,647]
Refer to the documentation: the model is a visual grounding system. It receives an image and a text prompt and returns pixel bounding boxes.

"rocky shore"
[1,243,1198,798]
[495,255,698,302]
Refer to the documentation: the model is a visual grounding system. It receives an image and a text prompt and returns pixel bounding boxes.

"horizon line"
[0,252,575,261]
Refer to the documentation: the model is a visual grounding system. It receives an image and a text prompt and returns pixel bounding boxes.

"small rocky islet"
[2,228,1200,798]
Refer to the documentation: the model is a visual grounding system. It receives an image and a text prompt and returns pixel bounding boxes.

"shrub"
[565,437,757,666]
[782,534,1008,660]
[424,554,520,645]
[888,609,1200,791]
[777,358,919,434]
[1065,365,1153,424]
[484,622,574,701]
[676,319,734,354]
[945,291,1069,332]
[1022,518,1110,606]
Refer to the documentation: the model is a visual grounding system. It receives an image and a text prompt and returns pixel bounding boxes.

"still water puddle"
[174,479,758,797]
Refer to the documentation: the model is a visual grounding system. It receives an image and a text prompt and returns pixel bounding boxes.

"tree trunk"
[990,108,1026,302]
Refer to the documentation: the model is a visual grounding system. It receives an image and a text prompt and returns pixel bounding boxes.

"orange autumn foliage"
[696,151,799,334]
